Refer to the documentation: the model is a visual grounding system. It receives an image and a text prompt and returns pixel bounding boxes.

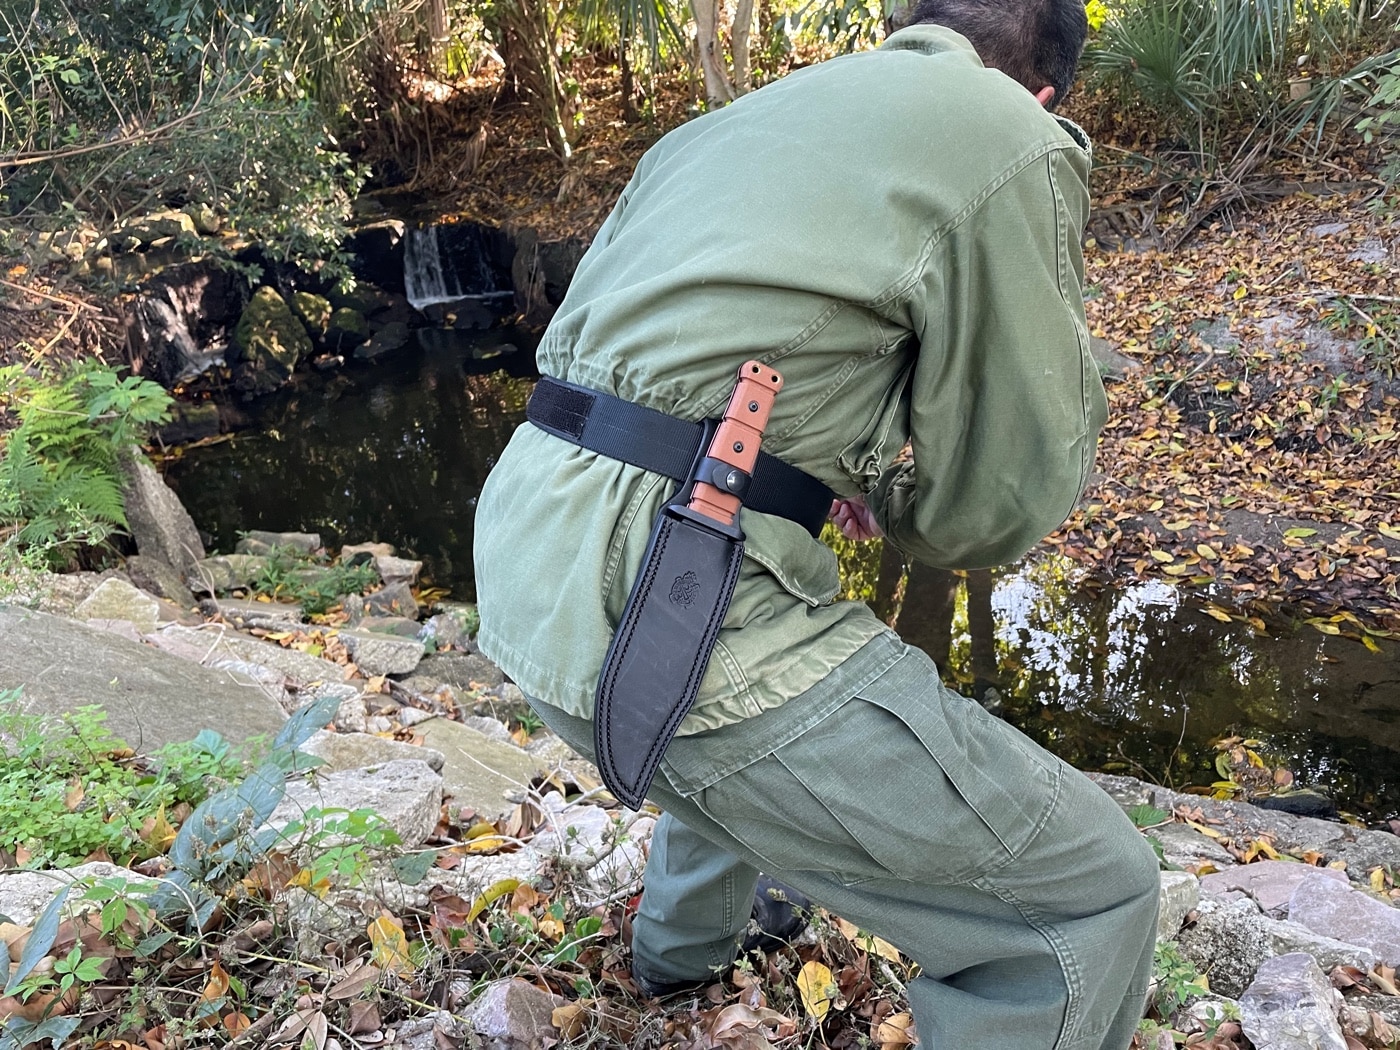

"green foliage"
[1082,0,1362,166]
[0,0,383,279]
[1129,803,1171,828]
[1356,63,1400,183]
[0,689,244,867]
[0,363,171,566]
[250,544,381,615]
[1149,941,1210,1019]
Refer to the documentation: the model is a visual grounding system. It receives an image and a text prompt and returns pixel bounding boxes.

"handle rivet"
[748,400,759,412]
[732,441,744,453]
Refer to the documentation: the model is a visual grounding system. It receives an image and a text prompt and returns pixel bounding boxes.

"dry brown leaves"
[1050,188,1400,638]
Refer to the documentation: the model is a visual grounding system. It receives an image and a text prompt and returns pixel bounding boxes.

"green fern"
[0,364,171,566]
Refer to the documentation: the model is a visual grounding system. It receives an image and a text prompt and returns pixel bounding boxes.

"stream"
[162,331,1400,822]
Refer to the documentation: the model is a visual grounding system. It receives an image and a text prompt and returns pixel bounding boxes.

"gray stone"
[187,554,270,595]
[294,682,369,733]
[119,449,205,577]
[1346,240,1389,265]
[1289,873,1400,967]
[366,581,420,619]
[420,609,477,652]
[463,716,514,744]
[1184,995,1239,1029]
[1269,918,1380,974]
[358,616,423,638]
[268,759,442,849]
[300,729,445,773]
[389,1011,469,1050]
[75,578,161,635]
[416,718,549,820]
[1240,953,1347,1050]
[374,556,422,586]
[1089,774,1400,875]
[0,862,157,927]
[340,542,396,563]
[381,850,544,913]
[1310,222,1349,237]
[341,630,424,676]
[415,652,504,691]
[236,530,322,556]
[1200,860,1348,914]
[533,793,654,898]
[124,555,197,607]
[1177,897,1274,998]
[470,978,563,1049]
[284,886,361,957]
[0,605,286,751]
[1339,995,1400,1033]
[1088,336,1138,380]
[1148,822,1238,871]
[153,622,344,687]
[200,596,304,629]
[1158,871,1200,941]
[398,707,435,728]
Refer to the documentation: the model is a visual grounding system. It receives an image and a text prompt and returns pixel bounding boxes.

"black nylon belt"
[527,376,834,537]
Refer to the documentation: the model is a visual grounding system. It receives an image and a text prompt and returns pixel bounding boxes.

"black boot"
[631,875,813,998]
[741,874,811,955]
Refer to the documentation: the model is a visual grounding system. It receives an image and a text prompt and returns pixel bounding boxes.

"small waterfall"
[404,224,513,311]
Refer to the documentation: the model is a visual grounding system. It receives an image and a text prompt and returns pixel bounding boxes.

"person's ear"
[1034,85,1055,108]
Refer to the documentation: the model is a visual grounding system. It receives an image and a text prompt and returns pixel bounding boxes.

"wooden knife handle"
[687,360,783,527]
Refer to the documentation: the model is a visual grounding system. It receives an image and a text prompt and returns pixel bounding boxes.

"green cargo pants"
[532,634,1159,1050]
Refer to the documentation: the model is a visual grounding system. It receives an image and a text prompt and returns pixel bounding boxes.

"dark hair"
[906,0,1088,106]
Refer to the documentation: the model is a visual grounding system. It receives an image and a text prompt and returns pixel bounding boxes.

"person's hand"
[829,497,883,541]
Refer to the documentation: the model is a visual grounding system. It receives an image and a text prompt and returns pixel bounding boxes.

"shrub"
[0,364,171,567]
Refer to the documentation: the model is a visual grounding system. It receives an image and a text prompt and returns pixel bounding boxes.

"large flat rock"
[0,604,286,751]
[416,717,548,820]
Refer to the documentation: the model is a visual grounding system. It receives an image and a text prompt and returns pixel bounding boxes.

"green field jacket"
[473,23,1107,732]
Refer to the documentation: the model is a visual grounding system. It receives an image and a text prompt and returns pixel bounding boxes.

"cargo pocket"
[850,648,1062,885]
[683,701,903,888]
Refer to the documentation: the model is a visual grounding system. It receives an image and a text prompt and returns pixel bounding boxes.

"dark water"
[163,334,1400,821]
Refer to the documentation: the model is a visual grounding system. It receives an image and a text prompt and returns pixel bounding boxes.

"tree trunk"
[620,42,640,123]
[691,0,736,107]
[731,0,755,94]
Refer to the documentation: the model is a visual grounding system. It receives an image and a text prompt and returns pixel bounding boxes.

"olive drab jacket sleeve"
[868,139,1107,569]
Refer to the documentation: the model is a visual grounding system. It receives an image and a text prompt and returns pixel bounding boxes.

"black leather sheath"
[593,504,744,810]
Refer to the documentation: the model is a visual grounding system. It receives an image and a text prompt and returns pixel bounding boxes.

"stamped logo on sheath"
[669,571,700,607]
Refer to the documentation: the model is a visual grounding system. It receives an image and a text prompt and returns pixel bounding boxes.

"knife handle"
[687,361,783,527]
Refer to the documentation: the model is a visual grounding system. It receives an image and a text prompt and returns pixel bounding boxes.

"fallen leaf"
[875,1011,916,1047]
[367,913,414,978]
[797,960,837,1021]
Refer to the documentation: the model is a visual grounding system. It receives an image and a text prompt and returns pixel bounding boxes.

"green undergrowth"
[248,544,380,615]
[0,363,171,578]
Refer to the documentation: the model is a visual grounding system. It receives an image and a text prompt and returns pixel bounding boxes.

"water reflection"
[164,360,1400,819]
[867,554,1400,821]
[162,333,538,589]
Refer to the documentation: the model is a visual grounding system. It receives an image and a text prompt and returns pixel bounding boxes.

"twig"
[36,304,82,358]
[0,277,103,313]
[1344,299,1400,359]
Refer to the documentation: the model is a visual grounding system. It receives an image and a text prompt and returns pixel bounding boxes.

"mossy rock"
[327,307,370,349]
[233,287,312,388]
[292,291,333,339]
